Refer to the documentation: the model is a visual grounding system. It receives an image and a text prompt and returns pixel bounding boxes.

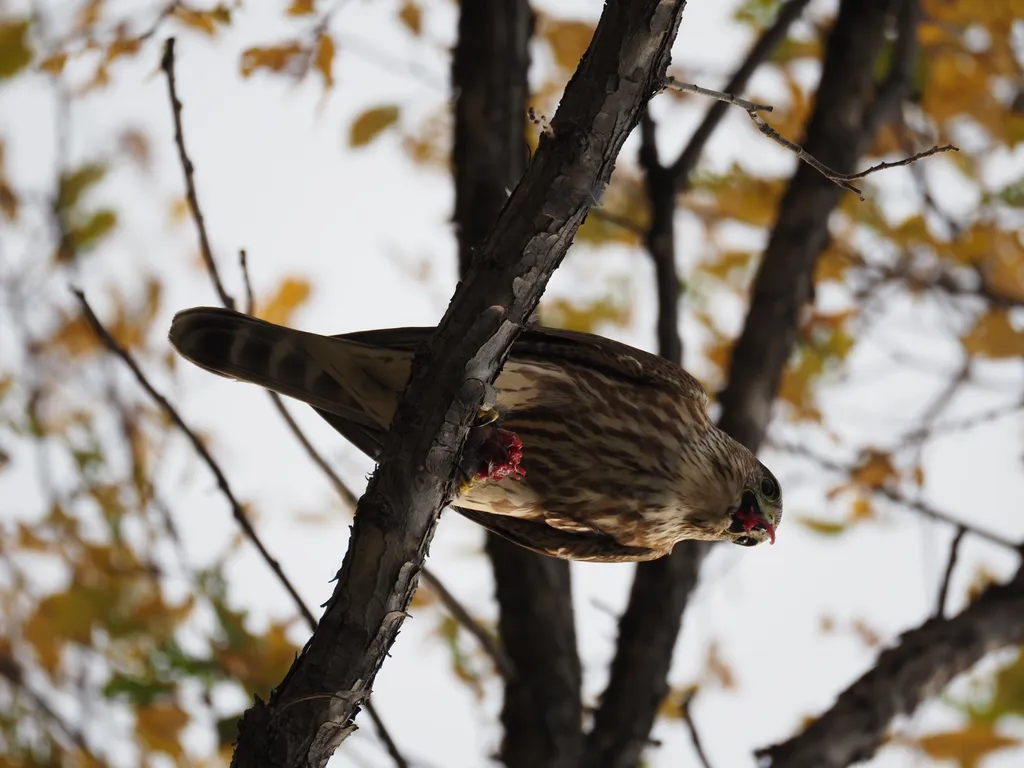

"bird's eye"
[760,477,778,499]
[734,536,757,547]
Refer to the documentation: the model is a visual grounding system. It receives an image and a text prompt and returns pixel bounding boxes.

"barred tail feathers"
[168,307,410,429]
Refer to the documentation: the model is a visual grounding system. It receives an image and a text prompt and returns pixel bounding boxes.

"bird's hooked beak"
[728,490,776,545]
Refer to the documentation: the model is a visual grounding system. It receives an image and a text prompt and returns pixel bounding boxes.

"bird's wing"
[453,507,662,562]
[339,325,709,404]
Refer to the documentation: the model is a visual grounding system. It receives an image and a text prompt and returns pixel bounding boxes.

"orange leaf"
[258,277,312,326]
[852,451,896,489]
[39,51,68,75]
[915,724,1020,768]
[314,32,334,90]
[398,0,423,36]
[240,41,307,77]
[287,0,316,14]
[542,17,595,71]
[136,701,189,758]
[349,105,401,147]
[962,310,1024,359]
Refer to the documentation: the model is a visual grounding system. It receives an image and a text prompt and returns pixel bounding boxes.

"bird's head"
[725,460,782,547]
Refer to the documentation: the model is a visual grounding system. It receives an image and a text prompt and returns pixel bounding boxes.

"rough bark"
[581,1,907,765]
[452,3,583,766]
[760,566,1024,768]
[229,2,689,766]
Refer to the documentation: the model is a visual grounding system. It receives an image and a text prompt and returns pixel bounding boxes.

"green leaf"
[995,176,1024,207]
[69,209,117,250]
[103,674,176,706]
[58,164,108,211]
[0,20,33,80]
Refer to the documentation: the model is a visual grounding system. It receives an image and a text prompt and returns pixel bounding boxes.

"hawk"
[169,307,782,562]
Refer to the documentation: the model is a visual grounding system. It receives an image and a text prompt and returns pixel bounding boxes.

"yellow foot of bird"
[473,406,500,427]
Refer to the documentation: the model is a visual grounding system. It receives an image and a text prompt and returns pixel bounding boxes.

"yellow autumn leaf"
[915,724,1020,768]
[852,451,896,489]
[350,105,401,148]
[287,0,316,14]
[0,20,33,80]
[794,517,848,536]
[850,496,875,521]
[962,311,1024,359]
[137,701,189,758]
[314,32,334,90]
[542,18,595,71]
[540,295,631,334]
[398,0,423,36]
[240,42,306,77]
[258,277,312,326]
[39,51,68,75]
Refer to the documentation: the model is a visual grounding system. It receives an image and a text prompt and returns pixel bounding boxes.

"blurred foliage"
[0,0,1021,765]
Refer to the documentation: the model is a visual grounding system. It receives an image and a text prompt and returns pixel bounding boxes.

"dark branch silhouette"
[452,2,583,765]
[228,3,689,765]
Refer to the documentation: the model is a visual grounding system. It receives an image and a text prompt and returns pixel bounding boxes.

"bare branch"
[935,526,967,619]
[0,652,103,764]
[161,38,235,309]
[877,487,1021,552]
[418,568,514,679]
[759,566,1024,768]
[681,691,713,768]
[239,249,255,314]
[663,76,773,113]
[844,144,958,181]
[747,112,957,199]
[74,289,411,768]
[664,70,957,200]
[229,4,688,764]
[74,289,316,627]
[668,0,813,188]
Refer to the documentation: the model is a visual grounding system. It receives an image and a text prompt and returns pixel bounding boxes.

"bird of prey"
[169,307,782,562]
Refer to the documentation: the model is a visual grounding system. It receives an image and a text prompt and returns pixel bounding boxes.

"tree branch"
[74,289,314,627]
[228,3,689,766]
[935,526,967,619]
[759,565,1024,768]
[585,2,915,765]
[452,4,584,763]
[681,691,713,768]
[161,38,234,310]
[667,0,813,189]
[74,289,410,768]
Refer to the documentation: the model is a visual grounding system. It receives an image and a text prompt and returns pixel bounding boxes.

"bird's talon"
[474,406,500,427]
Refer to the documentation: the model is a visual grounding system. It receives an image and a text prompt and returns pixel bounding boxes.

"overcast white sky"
[2,0,1024,766]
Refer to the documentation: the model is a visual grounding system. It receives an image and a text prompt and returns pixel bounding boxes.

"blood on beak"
[730,491,776,545]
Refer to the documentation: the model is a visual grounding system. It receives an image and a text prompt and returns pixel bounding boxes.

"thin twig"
[77,289,409,765]
[419,568,514,678]
[667,0,813,187]
[680,691,713,768]
[163,48,412,767]
[935,526,967,618]
[73,289,315,629]
[663,76,773,113]
[240,249,255,314]
[0,653,102,762]
[768,440,1022,551]
[664,75,957,200]
[844,145,958,181]
[364,701,409,768]
[161,38,235,309]
[749,112,957,199]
